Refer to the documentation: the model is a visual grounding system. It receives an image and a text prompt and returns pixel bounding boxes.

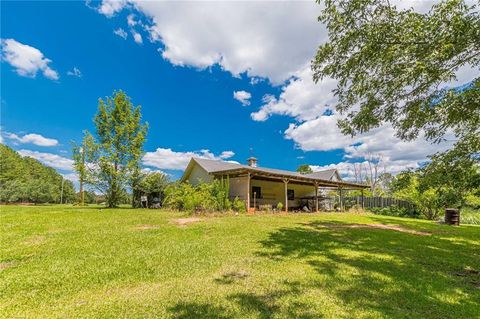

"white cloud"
[127,14,137,26]
[310,162,358,181]
[113,28,128,39]
[284,113,353,152]
[131,30,143,44]
[1,38,59,80]
[233,90,251,106]
[96,0,476,87]
[94,0,472,176]
[18,149,74,171]
[143,148,236,170]
[125,1,325,84]
[310,159,420,181]
[62,172,78,183]
[97,0,476,85]
[286,113,453,177]
[97,0,127,17]
[6,132,59,147]
[251,66,337,122]
[219,151,235,159]
[141,167,168,175]
[250,77,264,85]
[67,67,82,78]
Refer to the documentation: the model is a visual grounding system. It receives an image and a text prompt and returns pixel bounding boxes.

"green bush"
[276,202,284,211]
[163,178,234,213]
[370,205,420,218]
[460,207,480,225]
[211,177,231,211]
[259,204,272,213]
[465,194,480,209]
[232,197,246,213]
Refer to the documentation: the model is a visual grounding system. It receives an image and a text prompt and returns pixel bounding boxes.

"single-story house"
[181,157,368,212]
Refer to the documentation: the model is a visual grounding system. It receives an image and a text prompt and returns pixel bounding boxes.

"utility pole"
[80,140,86,206]
[60,177,65,204]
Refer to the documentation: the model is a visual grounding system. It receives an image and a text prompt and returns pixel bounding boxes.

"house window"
[252,186,262,199]
[287,189,294,200]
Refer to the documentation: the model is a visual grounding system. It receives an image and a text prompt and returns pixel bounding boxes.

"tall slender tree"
[73,90,148,208]
[72,131,90,205]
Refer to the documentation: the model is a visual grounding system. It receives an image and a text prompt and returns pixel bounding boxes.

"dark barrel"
[445,208,460,226]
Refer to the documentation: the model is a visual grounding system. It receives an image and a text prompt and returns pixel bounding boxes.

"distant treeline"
[0,145,76,204]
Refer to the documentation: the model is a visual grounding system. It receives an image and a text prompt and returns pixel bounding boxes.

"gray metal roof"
[192,157,245,172]
[193,158,337,180]
[185,158,367,189]
[305,169,338,180]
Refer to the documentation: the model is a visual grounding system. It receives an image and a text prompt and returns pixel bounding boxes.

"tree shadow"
[168,280,319,318]
[226,281,318,319]
[168,302,232,319]
[256,220,480,318]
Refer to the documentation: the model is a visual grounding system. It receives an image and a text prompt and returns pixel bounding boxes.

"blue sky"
[1,1,472,184]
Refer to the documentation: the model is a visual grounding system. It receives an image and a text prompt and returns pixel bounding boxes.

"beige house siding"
[179,158,363,212]
[186,165,213,185]
[229,176,248,201]
[249,179,316,208]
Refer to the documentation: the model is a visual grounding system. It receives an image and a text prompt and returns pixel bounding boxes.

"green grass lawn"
[1,206,479,319]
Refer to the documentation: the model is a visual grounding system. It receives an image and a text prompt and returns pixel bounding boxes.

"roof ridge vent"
[247,157,257,167]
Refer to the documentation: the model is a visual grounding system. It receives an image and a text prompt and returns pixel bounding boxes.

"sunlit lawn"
[1,205,479,318]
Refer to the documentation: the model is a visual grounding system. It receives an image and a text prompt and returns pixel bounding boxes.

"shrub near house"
[163,178,245,213]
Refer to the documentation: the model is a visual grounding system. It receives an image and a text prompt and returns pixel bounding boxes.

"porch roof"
[188,158,368,190]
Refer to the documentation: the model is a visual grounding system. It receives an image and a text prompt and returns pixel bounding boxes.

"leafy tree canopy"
[296,164,313,174]
[136,172,170,195]
[74,90,148,208]
[313,0,479,150]
[0,145,75,204]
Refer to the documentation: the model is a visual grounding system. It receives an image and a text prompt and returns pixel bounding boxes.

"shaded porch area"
[214,169,368,213]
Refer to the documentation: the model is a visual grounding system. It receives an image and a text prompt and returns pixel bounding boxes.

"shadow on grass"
[255,220,480,318]
[169,302,231,319]
[167,218,479,318]
[169,282,318,319]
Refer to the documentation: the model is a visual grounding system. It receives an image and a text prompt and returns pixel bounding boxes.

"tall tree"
[72,132,90,205]
[75,90,148,208]
[351,154,386,194]
[296,164,313,174]
[313,0,479,156]
[419,143,480,208]
[364,154,384,194]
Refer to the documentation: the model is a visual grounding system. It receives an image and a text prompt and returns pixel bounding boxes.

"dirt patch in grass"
[171,217,203,227]
[0,261,16,271]
[215,270,249,284]
[23,235,46,246]
[133,224,160,230]
[319,223,431,236]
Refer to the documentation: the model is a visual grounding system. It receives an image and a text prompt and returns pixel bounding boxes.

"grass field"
[1,205,479,318]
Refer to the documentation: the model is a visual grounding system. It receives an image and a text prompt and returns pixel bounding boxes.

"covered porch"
[213,168,368,212]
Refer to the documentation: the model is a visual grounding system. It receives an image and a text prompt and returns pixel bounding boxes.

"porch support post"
[283,178,289,212]
[338,187,343,211]
[246,173,251,210]
[361,189,364,209]
[314,182,319,212]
